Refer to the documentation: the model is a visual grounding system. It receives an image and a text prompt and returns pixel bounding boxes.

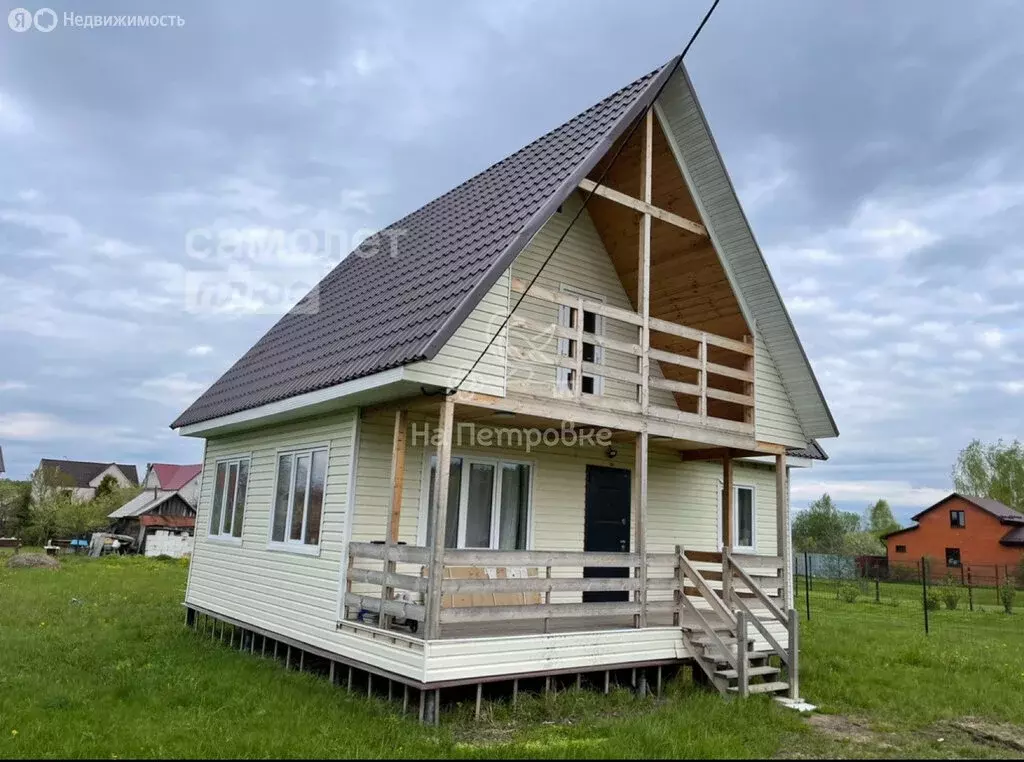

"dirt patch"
[806,714,883,746]
[945,718,1024,753]
[6,553,60,569]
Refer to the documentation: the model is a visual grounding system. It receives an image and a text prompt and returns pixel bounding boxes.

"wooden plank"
[705,361,754,383]
[730,556,787,624]
[345,593,426,623]
[442,549,641,567]
[578,177,707,237]
[439,601,641,624]
[683,549,723,563]
[698,337,707,421]
[425,397,455,639]
[348,542,430,565]
[705,388,754,407]
[441,576,640,595]
[348,567,427,594]
[573,296,584,401]
[649,377,701,397]
[510,277,643,326]
[648,347,701,372]
[731,554,784,570]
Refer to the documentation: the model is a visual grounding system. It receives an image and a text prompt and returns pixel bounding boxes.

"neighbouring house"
[34,458,139,502]
[172,57,837,713]
[141,463,202,507]
[108,488,197,557]
[882,493,1024,572]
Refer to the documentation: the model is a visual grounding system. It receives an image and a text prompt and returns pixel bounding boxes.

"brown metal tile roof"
[39,458,139,487]
[172,59,679,428]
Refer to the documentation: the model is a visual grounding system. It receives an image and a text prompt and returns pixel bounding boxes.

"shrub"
[837,583,860,603]
[939,574,962,610]
[924,590,941,611]
[999,582,1015,614]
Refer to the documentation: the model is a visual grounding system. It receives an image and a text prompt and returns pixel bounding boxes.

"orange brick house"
[883,493,1024,570]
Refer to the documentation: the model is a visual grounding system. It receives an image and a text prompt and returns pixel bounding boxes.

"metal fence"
[795,552,1024,634]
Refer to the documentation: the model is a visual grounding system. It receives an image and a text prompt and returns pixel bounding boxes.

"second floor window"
[950,510,966,528]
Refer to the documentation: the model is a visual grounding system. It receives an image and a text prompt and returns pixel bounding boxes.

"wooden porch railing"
[508,277,754,435]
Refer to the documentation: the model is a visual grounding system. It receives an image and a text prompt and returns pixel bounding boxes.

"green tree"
[792,493,863,554]
[93,474,120,500]
[842,530,885,556]
[866,498,900,538]
[0,479,32,537]
[952,439,1024,510]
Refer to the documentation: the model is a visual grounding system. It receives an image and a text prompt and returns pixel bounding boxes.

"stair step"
[728,681,790,695]
[714,665,780,680]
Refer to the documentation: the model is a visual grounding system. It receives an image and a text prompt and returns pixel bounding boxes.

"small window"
[270,447,328,549]
[209,457,249,540]
[557,299,603,396]
[895,544,907,554]
[734,485,755,551]
[945,547,962,567]
[950,510,966,528]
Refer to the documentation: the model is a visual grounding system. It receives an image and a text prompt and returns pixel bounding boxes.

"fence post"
[874,572,880,604]
[967,567,974,612]
[804,551,811,621]
[920,557,930,635]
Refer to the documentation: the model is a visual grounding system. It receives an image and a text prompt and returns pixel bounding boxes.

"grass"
[1,554,1023,759]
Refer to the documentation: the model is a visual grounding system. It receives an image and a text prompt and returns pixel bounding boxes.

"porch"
[342,543,797,697]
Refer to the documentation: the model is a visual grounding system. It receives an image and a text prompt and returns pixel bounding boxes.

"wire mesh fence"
[795,552,1024,635]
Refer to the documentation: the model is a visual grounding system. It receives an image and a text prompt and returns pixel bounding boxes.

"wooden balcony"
[506,276,755,442]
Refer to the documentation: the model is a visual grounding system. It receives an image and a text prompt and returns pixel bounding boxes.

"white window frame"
[267,442,331,556]
[207,454,251,544]
[716,480,757,553]
[417,452,535,550]
[556,285,605,396]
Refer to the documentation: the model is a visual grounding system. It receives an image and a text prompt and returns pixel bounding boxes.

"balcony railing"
[507,277,754,435]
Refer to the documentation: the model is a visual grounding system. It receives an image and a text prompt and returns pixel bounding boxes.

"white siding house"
[176,57,835,715]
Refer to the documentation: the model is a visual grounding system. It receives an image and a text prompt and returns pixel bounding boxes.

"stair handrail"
[724,550,786,625]
[678,550,737,630]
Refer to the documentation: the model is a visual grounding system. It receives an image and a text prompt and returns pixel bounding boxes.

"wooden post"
[673,544,683,627]
[380,409,409,629]
[776,453,792,611]
[736,609,748,697]
[787,608,799,699]
[638,109,653,416]
[425,397,455,640]
[544,565,552,634]
[722,454,733,551]
[743,336,755,427]
[573,296,584,401]
[698,335,707,421]
[722,454,734,604]
[635,430,649,628]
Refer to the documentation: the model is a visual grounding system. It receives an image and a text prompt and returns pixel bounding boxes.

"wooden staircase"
[677,548,799,699]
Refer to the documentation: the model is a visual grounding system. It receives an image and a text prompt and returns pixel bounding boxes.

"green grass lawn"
[1,555,1023,759]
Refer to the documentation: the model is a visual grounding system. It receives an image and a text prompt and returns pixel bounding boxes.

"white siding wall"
[352,409,779,603]
[404,271,509,396]
[507,192,675,407]
[754,335,807,448]
[184,410,425,678]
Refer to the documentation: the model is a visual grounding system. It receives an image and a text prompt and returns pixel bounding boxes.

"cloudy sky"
[1,1,1022,524]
